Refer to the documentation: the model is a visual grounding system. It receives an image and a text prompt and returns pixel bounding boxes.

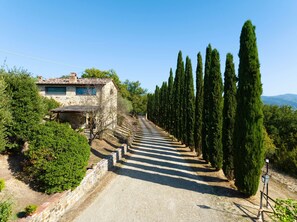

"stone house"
[36,73,117,131]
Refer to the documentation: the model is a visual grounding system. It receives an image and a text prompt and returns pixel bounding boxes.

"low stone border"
[19,144,128,222]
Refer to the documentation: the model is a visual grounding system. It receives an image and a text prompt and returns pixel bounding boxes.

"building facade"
[37,73,117,130]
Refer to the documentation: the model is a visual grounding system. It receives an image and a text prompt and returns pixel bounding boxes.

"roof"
[51,105,100,113]
[36,78,112,85]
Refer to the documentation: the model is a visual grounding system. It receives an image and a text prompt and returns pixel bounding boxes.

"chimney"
[37,76,42,81]
[69,72,77,83]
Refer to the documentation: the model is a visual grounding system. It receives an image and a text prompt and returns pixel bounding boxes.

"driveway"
[74,117,251,222]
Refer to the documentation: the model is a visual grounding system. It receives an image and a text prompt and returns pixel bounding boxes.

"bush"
[263,105,297,177]
[273,198,297,222]
[0,179,5,191]
[24,121,90,194]
[0,76,12,152]
[24,204,37,216]
[42,97,60,114]
[1,68,44,147]
[0,200,12,222]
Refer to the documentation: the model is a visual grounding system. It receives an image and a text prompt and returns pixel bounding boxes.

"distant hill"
[262,94,297,109]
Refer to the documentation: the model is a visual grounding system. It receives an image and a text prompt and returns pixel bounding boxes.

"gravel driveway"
[74,117,251,222]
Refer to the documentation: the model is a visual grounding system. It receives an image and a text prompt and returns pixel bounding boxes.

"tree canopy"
[0,75,12,152]
[1,68,44,148]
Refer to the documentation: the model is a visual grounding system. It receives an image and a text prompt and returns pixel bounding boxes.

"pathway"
[74,117,251,222]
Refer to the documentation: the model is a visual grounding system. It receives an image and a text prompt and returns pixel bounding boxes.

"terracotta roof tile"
[36,78,112,85]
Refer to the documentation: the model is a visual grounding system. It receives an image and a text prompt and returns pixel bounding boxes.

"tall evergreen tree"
[222,53,237,180]
[194,52,203,155]
[160,82,168,128]
[154,86,160,125]
[184,56,195,147]
[173,51,184,140]
[167,69,174,133]
[208,49,223,170]
[234,20,264,196]
[146,93,153,121]
[180,60,186,143]
[202,44,212,162]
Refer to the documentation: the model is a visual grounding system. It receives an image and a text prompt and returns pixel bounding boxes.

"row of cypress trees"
[147,20,264,196]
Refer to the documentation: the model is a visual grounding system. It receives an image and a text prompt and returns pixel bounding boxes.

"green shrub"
[0,76,12,152]
[24,204,37,216]
[0,179,5,191]
[42,97,60,114]
[1,68,44,147]
[273,198,297,222]
[25,121,90,194]
[263,105,297,177]
[0,200,12,222]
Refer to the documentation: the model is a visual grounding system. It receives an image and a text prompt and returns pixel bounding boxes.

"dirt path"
[0,155,50,218]
[72,117,255,222]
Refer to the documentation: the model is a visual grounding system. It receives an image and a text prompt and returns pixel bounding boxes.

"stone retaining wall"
[20,144,128,222]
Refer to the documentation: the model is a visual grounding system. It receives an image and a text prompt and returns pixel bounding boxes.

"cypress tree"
[222,53,237,180]
[184,56,195,147]
[208,49,223,170]
[194,52,203,155]
[202,44,212,162]
[234,20,264,196]
[160,82,168,128]
[167,69,174,134]
[180,60,186,143]
[154,86,160,125]
[173,51,184,140]
[146,93,153,121]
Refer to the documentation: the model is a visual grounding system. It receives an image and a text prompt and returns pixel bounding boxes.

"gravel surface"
[73,117,251,222]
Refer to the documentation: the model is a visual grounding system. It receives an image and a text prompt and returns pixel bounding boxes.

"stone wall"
[38,85,102,106]
[20,144,128,222]
[100,81,118,129]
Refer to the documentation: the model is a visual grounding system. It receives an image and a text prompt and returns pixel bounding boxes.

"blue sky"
[0,0,296,96]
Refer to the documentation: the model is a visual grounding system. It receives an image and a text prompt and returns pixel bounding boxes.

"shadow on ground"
[111,119,245,199]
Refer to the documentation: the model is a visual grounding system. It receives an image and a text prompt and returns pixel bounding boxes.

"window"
[45,87,66,95]
[76,87,96,95]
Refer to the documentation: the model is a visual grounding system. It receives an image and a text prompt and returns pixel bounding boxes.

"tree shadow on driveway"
[111,131,243,199]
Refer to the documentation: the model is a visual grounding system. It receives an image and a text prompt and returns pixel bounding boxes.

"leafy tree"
[82,68,121,88]
[117,95,133,115]
[184,56,195,147]
[0,76,12,152]
[263,127,276,159]
[194,52,203,155]
[123,80,148,115]
[81,68,129,98]
[222,53,237,180]
[234,20,264,196]
[42,97,61,114]
[208,49,223,170]
[202,44,212,162]
[1,68,44,148]
[263,105,297,177]
[24,121,90,194]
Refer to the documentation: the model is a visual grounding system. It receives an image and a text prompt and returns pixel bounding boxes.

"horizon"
[0,1,296,96]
